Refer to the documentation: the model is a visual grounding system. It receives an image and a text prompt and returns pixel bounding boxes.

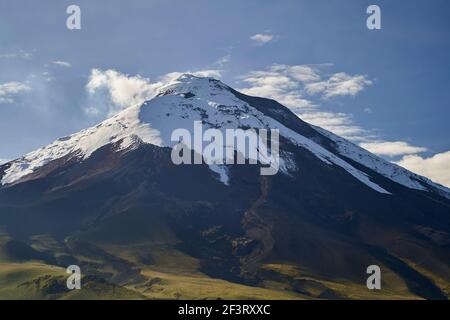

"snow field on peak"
[313,125,450,198]
[1,75,389,193]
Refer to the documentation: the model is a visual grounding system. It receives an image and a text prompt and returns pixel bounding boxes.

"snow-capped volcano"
[1,74,450,300]
[1,74,449,198]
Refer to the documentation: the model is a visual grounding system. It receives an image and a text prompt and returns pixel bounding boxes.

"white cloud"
[0,159,10,165]
[0,49,33,60]
[238,64,373,140]
[0,81,31,104]
[190,69,223,78]
[0,53,17,59]
[52,60,72,68]
[85,69,159,117]
[396,151,450,187]
[271,64,321,82]
[305,72,372,98]
[239,64,319,109]
[300,112,366,137]
[360,141,427,157]
[250,33,275,45]
[239,64,371,109]
[238,64,429,158]
[85,68,223,118]
[215,55,231,68]
[157,69,223,85]
[41,71,54,82]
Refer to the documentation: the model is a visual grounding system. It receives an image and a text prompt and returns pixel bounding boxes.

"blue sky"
[1,0,449,186]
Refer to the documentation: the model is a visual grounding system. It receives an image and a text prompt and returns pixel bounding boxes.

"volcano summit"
[0,74,449,299]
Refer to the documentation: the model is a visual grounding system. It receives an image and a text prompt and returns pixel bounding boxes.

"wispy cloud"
[178,69,222,79]
[85,68,223,119]
[300,111,366,138]
[237,63,426,158]
[238,64,374,140]
[85,69,159,117]
[360,141,427,157]
[0,49,33,60]
[305,72,372,98]
[238,64,319,109]
[239,64,371,109]
[0,81,31,104]
[52,60,72,68]
[41,71,54,82]
[250,33,276,45]
[396,151,450,187]
[214,55,231,68]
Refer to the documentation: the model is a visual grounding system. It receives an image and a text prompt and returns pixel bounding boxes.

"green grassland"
[0,231,447,300]
[0,233,307,299]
